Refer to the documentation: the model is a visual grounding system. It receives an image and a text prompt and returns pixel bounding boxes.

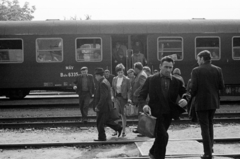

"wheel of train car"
[8,90,29,99]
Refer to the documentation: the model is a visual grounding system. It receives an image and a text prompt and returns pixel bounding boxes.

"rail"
[0,137,239,158]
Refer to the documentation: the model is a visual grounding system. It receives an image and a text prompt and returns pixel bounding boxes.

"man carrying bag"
[138,56,190,159]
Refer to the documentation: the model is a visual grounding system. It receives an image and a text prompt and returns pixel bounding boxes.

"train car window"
[0,39,23,63]
[75,38,102,62]
[232,37,240,60]
[36,38,63,63]
[195,37,220,60]
[157,37,183,61]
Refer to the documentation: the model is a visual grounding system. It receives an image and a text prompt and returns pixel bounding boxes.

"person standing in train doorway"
[132,41,147,67]
[112,42,127,72]
[138,56,189,159]
[191,50,224,159]
[73,66,95,123]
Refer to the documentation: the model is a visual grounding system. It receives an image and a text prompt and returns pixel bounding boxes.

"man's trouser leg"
[82,93,90,121]
[149,114,171,159]
[78,95,84,121]
[105,113,122,132]
[196,109,216,156]
[96,112,107,140]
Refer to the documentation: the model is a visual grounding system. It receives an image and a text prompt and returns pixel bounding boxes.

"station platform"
[135,139,203,156]
[135,139,236,159]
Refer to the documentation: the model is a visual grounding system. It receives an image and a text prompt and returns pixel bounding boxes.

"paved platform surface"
[135,140,237,159]
[135,140,203,156]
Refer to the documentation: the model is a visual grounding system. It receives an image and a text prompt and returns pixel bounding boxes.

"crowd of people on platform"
[73,50,224,159]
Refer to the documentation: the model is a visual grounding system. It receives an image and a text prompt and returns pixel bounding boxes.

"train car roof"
[0,19,240,35]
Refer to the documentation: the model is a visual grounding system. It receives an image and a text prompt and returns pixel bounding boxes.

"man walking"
[131,62,147,135]
[191,50,224,159]
[73,66,95,123]
[93,67,122,141]
[139,56,189,159]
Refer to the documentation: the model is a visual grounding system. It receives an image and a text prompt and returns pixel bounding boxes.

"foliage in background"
[64,14,92,20]
[0,0,36,21]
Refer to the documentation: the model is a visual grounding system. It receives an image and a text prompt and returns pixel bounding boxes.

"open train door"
[111,35,128,75]
[111,35,147,75]
[129,35,148,68]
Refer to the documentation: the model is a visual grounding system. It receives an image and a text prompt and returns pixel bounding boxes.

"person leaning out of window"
[111,63,132,137]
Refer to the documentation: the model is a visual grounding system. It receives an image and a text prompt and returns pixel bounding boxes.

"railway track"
[0,95,239,108]
[0,98,79,108]
[0,137,239,158]
[0,116,240,129]
[0,112,239,123]
[1,102,239,108]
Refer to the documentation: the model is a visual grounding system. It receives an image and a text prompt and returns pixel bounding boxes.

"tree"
[0,0,36,21]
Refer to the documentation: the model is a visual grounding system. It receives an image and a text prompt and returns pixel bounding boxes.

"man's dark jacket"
[138,73,187,119]
[74,74,95,96]
[191,63,224,111]
[94,77,113,113]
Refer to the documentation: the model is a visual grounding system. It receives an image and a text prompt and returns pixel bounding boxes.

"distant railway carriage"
[0,20,240,99]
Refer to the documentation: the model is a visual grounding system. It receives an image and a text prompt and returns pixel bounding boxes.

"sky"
[18,0,240,21]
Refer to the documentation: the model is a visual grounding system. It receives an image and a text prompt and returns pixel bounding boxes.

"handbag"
[137,109,156,138]
[124,103,138,116]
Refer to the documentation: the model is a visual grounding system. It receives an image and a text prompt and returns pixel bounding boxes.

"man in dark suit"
[132,62,147,135]
[73,66,95,123]
[132,62,148,106]
[191,50,224,159]
[93,67,122,141]
[139,56,189,159]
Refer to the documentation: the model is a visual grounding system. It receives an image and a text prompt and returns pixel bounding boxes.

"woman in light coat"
[112,63,131,137]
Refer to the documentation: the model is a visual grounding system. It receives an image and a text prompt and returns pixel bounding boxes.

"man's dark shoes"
[201,154,213,159]
[137,134,146,137]
[82,118,88,123]
[117,128,122,137]
[81,118,87,123]
[94,139,106,141]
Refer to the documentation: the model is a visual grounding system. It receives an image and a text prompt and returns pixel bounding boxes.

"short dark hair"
[127,68,135,74]
[115,63,125,73]
[197,50,212,62]
[160,56,174,65]
[134,62,143,71]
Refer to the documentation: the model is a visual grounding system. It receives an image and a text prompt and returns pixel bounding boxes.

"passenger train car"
[0,19,240,99]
